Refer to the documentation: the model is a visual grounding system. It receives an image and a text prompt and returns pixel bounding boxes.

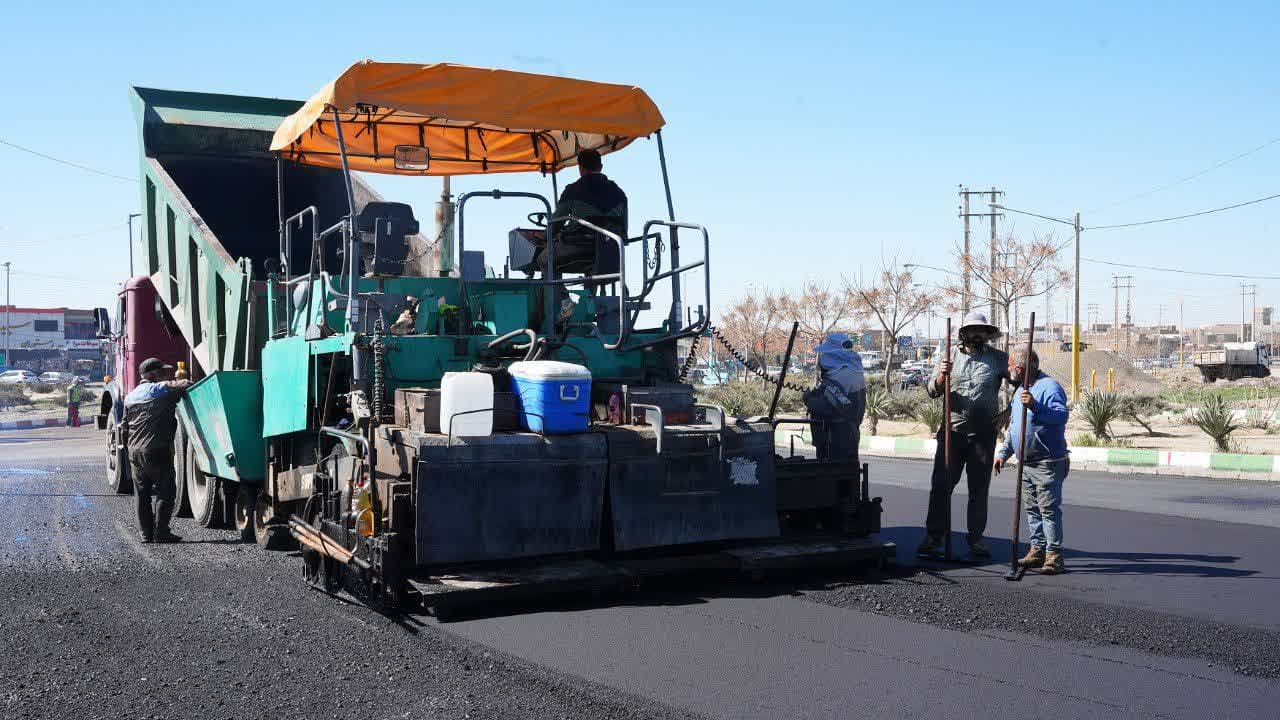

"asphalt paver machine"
[108,60,892,614]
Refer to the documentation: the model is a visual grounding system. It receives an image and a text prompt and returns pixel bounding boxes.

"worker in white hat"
[916,312,1010,559]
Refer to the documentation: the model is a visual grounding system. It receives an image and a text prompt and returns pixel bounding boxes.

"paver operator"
[124,358,191,543]
[994,347,1071,574]
[554,148,628,239]
[917,312,1009,559]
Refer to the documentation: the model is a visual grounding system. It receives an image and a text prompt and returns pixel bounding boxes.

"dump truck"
[96,60,890,612]
[1192,342,1271,382]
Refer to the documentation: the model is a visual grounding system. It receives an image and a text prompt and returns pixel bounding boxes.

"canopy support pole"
[332,108,363,380]
[655,130,682,330]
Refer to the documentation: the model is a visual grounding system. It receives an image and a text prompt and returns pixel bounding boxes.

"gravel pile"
[1039,350,1162,394]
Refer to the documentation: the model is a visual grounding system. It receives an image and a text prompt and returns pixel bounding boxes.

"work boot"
[1018,546,1046,568]
[1040,551,1065,575]
[153,530,183,544]
[966,537,993,559]
[139,532,153,544]
[915,534,944,558]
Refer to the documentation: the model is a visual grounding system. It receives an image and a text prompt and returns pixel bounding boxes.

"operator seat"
[356,201,419,276]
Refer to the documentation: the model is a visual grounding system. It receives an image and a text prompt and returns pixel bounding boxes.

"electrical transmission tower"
[959,186,1003,319]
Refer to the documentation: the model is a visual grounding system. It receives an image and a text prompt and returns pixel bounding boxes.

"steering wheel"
[527,211,548,228]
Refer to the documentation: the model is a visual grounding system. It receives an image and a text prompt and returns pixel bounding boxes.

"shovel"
[1005,312,1036,582]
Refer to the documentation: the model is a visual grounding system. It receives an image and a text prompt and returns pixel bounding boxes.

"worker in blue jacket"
[994,347,1070,575]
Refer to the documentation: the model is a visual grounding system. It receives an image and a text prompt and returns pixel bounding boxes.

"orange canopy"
[270,60,666,176]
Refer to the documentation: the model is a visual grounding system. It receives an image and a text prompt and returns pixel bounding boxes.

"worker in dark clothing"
[804,333,867,463]
[554,148,628,239]
[916,312,1010,559]
[124,358,191,543]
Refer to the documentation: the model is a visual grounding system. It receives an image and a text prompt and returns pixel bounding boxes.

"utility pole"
[959,186,1001,317]
[989,186,1003,323]
[1111,275,1134,354]
[1251,285,1258,343]
[1124,277,1134,355]
[1240,283,1257,342]
[127,213,142,277]
[3,261,9,368]
[1071,211,1081,402]
[1179,299,1185,368]
[1112,275,1120,352]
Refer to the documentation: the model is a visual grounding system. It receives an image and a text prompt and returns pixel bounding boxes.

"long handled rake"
[1005,312,1037,582]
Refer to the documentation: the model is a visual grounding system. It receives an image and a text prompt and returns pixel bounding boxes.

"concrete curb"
[0,417,64,432]
[774,426,1280,481]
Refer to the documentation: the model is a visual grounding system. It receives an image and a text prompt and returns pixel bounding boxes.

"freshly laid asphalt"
[3,426,1279,719]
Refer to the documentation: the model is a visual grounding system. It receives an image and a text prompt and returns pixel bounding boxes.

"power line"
[0,138,136,183]
[11,270,121,286]
[1088,191,1280,230]
[7,221,129,248]
[1002,190,1280,232]
[1082,257,1280,280]
[1090,135,1280,213]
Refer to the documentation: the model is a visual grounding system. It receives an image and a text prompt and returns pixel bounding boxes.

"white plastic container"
[439,372,494,437]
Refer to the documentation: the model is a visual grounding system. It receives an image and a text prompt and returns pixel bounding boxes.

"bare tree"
[718,287,790,382]
[781,280,860,348]
[845,260,938,392]
[948,231,1070,341]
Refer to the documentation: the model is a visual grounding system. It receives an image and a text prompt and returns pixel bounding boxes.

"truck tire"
[172,425,191,518]
[186,442,225,529]
[105,411,133,495]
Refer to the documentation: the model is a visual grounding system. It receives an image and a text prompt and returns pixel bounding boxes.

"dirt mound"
[1037,349,1162,394]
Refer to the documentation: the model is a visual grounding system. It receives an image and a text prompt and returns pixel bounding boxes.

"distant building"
[0,305,105,375]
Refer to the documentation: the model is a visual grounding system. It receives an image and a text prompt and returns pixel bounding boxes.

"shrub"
[29,382,59,394]
[1071,432,1100,447]
[863,383,888,436]
[0,385,33,410]
[1193,395,1240,452]
[1120,394,1169,436]
[1079,391,1122,440]
[884,392,923,421]
[696,381,804,418]
[914,397,945,433]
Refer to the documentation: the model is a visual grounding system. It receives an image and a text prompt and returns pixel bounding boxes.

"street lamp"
[991,202,1082,402]
[903,262,961,278]
[127,213,142,277]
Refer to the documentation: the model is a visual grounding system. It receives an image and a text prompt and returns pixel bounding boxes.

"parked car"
[0,369,40,384]
[898,367,924,389]
[39,371,78,384]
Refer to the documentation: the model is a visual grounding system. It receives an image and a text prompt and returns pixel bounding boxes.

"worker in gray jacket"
[916,312,1009,559]
[124,358,191,543]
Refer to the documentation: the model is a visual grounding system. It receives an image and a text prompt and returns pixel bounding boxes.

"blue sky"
[1,1,1276,334]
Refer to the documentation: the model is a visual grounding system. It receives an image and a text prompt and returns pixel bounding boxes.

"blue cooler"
[508,361,592,434]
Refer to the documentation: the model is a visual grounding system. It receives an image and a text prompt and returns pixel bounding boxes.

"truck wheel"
[105,412,133,495]
[252,492,296,550]
[172,425,191,518]
[186,442,225,528]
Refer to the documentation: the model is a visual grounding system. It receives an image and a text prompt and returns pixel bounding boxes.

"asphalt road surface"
[3,426,1280,719]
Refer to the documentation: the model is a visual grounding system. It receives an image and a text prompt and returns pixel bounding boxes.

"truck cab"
[94,275,188,493]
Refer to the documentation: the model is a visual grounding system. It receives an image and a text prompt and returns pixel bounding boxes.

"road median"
[775,425,1280,481]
